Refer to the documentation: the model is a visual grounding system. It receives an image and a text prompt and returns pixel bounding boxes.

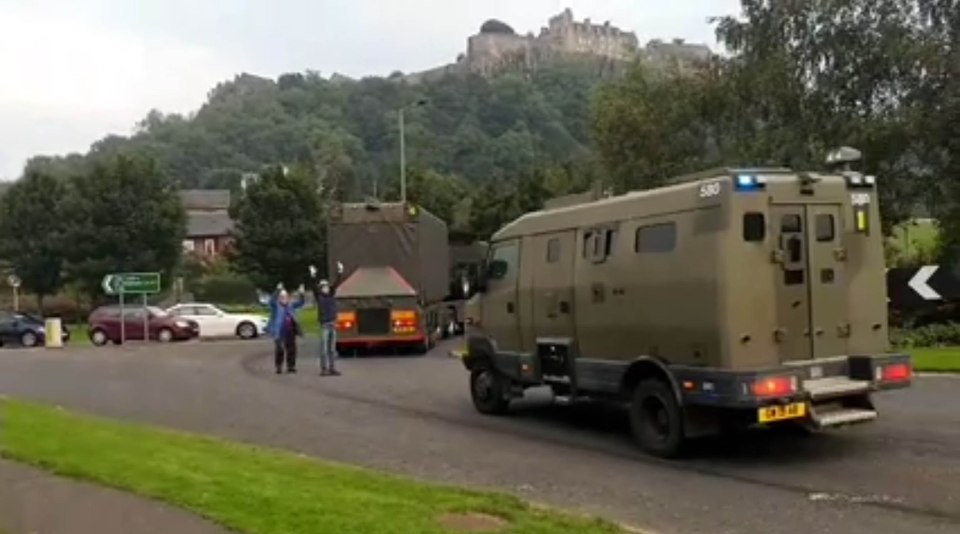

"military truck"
[327,201,461,353]
[461,152,912,457]
[446,232,489,336]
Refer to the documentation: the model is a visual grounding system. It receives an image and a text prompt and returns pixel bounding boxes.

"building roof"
[186,211,234,238]
[179,189,231,211]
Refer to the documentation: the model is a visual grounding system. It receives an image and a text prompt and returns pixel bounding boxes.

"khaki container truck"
[461,152,912,457]
[327,201,455,353]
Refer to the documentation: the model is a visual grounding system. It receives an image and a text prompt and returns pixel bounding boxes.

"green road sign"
[102,272,161,295]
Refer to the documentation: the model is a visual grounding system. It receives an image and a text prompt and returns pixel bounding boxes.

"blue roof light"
[734,174,764,191]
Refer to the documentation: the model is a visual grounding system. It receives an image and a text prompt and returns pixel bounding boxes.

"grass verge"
[0,400,626,534]
[909,347,960,373]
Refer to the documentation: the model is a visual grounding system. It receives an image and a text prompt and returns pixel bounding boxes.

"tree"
[228,164,326,290]
[0,171,68,310]
[592,65,721,193]
[60,155,187,300]
[383,167,469,225]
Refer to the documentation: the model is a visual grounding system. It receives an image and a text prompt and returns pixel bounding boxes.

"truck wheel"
[470,368,510,415]
[628,378,685,458]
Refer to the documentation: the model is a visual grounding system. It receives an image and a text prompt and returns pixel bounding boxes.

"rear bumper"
[675,353,912,409]
[336,335,425,349]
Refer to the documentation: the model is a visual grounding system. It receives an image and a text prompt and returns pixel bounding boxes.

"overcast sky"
[0,0,742,180]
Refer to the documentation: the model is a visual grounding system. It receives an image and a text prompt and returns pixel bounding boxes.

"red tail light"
[751,376,796,397]
[391,310,418,334]
[882,363,911,382]
[336,312,356,332]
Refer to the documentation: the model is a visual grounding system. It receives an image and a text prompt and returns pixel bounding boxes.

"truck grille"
[356,308,391,335]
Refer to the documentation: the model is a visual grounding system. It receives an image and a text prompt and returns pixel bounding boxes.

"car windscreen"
[147,306,169,318]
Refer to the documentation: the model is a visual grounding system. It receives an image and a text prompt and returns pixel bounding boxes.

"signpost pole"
[142,293,149,341]
[119,289,126,345]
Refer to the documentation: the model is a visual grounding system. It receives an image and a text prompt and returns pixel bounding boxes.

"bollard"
[44,318,63,349]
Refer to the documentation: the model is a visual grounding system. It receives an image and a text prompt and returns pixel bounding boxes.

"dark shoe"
[287,368,297,374]
[319,368,330,376]
[275,368,282,375]
[329,369,341,376]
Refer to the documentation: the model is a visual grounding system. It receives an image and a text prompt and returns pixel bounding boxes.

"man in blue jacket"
[266,283,306,375]
[310,261,344,376]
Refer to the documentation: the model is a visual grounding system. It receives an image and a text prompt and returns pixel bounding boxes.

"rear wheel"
[90,329,108,347]
[236,321,257,340]
[628,378,685,458]
[470,367,510,415]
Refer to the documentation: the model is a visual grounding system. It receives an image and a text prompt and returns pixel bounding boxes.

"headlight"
[175,320,189,328]
[36,327,45,334]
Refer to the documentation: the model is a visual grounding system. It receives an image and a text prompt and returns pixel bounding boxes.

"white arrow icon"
[909,265,941,301]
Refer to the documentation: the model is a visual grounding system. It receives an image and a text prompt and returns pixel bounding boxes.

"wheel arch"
[620,357,683,406]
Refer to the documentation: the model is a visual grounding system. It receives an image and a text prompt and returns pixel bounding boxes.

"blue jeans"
[319,322,338,371]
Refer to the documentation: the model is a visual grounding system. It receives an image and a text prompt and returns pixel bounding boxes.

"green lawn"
[0,400,626,534]
[908,347,960,373]
[222,304,320,334]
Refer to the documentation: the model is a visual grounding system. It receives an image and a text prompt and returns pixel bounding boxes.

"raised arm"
[330,261,345,296]
[292,285,307,310]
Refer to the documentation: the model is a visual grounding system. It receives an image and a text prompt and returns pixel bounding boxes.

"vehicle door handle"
[507,302,515,314]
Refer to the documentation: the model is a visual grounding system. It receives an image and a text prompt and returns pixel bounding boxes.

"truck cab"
[462,150,912,458]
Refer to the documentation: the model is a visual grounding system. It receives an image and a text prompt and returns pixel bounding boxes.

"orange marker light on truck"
[391,310,418,334]
[336,312,356,331]
[751,376,796,397]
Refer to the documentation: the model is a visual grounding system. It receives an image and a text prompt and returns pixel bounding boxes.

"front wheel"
[157,328,173,343]
[470,367,510,415]
[628,378,686,458]
[20,331,38,348]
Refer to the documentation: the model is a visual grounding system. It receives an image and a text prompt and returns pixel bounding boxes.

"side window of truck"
[488,242,519,283]
[583,228,617,263]
[546,238,560,263]
[743,213,765,242]
[635,222,677,254]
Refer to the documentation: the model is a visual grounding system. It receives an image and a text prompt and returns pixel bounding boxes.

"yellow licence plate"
[758,402,807,423]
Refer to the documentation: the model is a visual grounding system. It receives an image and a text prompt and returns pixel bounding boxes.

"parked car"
[0,311,71,348]
[87,305,199,346]
[165,303,267,340]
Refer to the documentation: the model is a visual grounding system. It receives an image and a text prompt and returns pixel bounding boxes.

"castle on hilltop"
[403,9,711,83]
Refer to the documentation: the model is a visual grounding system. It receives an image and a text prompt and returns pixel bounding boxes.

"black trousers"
[274,331,297,371]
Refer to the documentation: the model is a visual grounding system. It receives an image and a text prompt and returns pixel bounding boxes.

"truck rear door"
[772,204,848,361]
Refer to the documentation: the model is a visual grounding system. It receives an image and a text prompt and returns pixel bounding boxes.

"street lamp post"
[399,99,428,204]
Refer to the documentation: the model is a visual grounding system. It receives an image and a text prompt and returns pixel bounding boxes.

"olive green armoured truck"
[460,161,912,457]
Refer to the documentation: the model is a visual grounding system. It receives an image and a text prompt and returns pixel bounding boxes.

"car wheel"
[469,367,510,415]
[236,321,257,340]
[628,378,686,458]
[157,328,173,343]
[90,329,108,347]
[20,331,38,348]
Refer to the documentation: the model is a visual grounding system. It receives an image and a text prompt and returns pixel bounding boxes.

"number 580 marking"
[698,181,722,199]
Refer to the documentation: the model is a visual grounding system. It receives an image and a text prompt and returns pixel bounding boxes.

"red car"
[87,305,199,346]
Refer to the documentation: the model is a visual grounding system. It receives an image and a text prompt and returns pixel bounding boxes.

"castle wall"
[467,33,533,75]
[400,9,709,83]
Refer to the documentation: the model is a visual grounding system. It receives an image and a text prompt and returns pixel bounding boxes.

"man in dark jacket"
[310,261,344,376]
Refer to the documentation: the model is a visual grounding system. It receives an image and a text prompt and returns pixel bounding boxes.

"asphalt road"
[0,340,958,534]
